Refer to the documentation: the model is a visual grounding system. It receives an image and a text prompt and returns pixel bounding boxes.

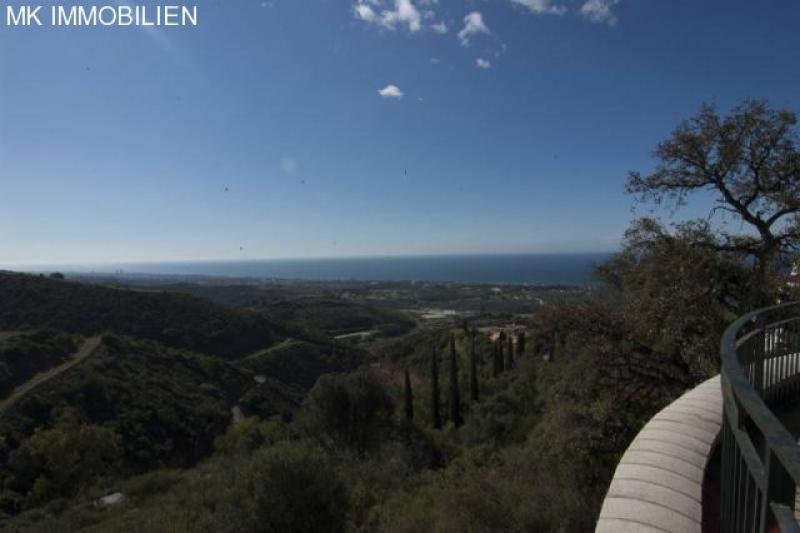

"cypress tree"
[449,334,463,427]
[404,367,414,421]
[553,332,559,361]
[470,329,479,402]
[507,334,514,369]
[517,331,526,358]
[492,339,500,377]
[431,345,442,429]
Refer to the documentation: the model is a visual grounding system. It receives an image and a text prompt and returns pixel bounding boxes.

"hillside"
[0,274,376,522]
[0,330,78,399]
[256,297,415,338]
[0,272,282,359]
[0,334,254,512]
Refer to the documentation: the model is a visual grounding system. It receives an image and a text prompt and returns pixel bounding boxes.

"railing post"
[760,448,796,532]
[754,317,765,395]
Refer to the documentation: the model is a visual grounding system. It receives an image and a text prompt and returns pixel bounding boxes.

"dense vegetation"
[0,331,78,398]
[0,335,253,511]
[242,340,365,391]
[0,272,281,359]
[256,297,416,338]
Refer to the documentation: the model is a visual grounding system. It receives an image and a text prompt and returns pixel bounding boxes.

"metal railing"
[721,302,800,532]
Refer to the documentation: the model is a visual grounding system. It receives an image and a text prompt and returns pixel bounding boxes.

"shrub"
[302,370,394,452]
[8,422,121,505]
[240,441,349,533]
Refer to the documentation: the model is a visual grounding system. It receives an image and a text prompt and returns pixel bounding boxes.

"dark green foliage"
[597,218,759,381]
[552,332,559,361]
[257,297,415,338]
[213,417,290,456]
[0,334,249,502]
[6,420,121,507]
[449,335,462,427]
[238,377,304,421]
[242,441,349,533]
[491,341,497,377]
[404,368,414,421]
[241,340,364,391]
[506,334,514,370]
[302,370,395,452]
[493,340,503,376]
[517,331,525,358]
[430,346,441,429]
[0,272,279,359]
[469,330,479,402]
[0,330,77,398]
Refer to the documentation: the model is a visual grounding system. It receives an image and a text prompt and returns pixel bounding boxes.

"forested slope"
[0,272,282,359]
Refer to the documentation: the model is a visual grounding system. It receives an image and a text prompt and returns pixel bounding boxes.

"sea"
[14,253,613,286]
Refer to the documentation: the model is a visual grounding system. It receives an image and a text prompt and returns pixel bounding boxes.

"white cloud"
[511,0,567,15]
[353,0,423,32]
[354,3,378,23]
[383,0,422,31]
[378,84,404,99]
[476,58,491,69]
[431,21,447,33]
[458,11,489,46]
[429,57,440,64]
[580,0,620,25]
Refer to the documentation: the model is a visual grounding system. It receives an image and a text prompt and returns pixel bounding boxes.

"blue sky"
[1,0,799,265]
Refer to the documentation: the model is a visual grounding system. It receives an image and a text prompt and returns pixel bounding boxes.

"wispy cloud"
[378,84,404,99]
[353,0,423,32]
[580,0,620,25]
[510,0,567,15]
[431,21,447,33]
[476,58,492,69]
[458,12,489,46]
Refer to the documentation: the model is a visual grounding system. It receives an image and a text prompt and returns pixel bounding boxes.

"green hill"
[0,272,282,359]
[0,330,78,399]
[0,274,373,520]
[0,334,252,512]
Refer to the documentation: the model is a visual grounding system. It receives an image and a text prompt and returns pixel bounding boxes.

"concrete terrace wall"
[596,375,722,533]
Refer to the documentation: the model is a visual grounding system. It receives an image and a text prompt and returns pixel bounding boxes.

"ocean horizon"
[7,253,614,286]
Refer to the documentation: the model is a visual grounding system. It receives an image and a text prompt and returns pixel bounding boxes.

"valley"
[0,270,596,531]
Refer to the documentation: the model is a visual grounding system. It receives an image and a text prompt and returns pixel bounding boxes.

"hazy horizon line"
[1,249,617,270]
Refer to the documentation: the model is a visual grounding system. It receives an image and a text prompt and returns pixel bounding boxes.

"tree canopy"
[628,99,800,272]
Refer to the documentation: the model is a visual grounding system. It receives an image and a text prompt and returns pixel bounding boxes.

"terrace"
[597,302,800,533]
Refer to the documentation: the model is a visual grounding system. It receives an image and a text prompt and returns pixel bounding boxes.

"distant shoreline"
[3,253,612,287]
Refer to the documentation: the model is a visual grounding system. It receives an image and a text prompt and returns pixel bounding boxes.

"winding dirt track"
[0,335,103,417]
